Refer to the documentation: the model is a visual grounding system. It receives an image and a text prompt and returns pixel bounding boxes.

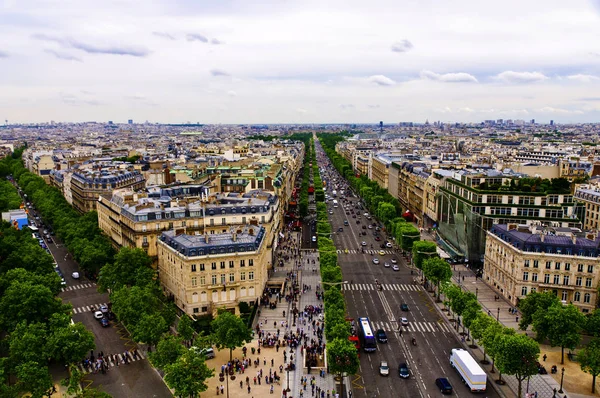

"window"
[191,277,197,287]
[565,263,571,271]
[229,273,235,282]
[533,260,539,268]
[222,217,226,226]
[220,274,226,284]
[191,264,197,272]
[553,275,559,284]
[545,261,551,269]
[249,259,254,267]
[240,260,245,267]
[562,291,568,301]
[574,292,581,302]
[210,219,214,226]
[531,287,537,293]
[544,274,550,284]
[193,308,199,314]
[211,262,216,270]
[143,236,148,244]
[585,293,591,303]
[523,272,529,281]
[220,261,225,269]
[563,276,569,285]
[532,273,538,282]
[240,272,246,281]
[555,262,561,271]
[211,274,217,284]
[521,286,528,296]
[200,276,206,285]
[588,265,594,273]
[201,306,208,312]
[229,260,234,269]
[524,260,530,268]
[200,263,205,271]
[578,264,584,272]
[249,271,254,280]
[586,278,593,288]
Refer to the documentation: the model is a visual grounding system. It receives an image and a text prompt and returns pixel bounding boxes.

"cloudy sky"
[1,0,600,124]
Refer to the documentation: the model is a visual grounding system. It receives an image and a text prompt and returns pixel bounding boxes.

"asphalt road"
[24,204,172,398]
[315,142,500,398]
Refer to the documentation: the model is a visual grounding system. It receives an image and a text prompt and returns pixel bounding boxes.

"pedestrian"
[216,386,220,395]
[248,385,251,394]
[516,316,519,322]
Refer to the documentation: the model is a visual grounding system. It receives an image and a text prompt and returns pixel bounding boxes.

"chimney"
[540,233,545,243]
[508,223,518,231]
[204,234,209,244]
[232,232,236,242]
[572,235,577,245]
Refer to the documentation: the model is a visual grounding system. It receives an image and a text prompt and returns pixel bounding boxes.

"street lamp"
[218,367,235,398]
[558,367,565,393]
[496,307,500,321]
[475,287,478,299]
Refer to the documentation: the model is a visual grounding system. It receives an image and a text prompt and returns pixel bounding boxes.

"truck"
[449,348,486,392]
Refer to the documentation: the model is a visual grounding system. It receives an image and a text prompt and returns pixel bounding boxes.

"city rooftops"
[489,224,600,257]
[159,225,265,257]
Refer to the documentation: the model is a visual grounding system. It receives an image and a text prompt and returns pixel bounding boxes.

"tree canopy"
[211,311,253,362]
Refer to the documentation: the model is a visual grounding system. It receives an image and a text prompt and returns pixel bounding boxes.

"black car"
[398,362,410,378]
[435,378,453,394]
[338,227,343,232]
[375,329,387,343]
[401,303,409,311]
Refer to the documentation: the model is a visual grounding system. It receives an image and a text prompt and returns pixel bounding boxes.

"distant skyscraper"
[379,121,383,133]
[108,121,113,125]
[128,119,133,125]
[530,119,535,124]
[550,120,554,126]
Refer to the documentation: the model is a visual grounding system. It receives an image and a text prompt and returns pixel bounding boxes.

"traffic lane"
[61,287,109,311]
[74,311,131,360]
[87,357,172,398]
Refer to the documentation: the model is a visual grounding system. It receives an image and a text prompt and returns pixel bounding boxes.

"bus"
[358,317,377,352]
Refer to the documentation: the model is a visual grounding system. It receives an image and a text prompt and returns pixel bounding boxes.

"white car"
[379,361,390,376]
[361,241,367,246]
[386,242,393,248]
[384,262,390,268]
[392,264,399,271]
[94,311,104,320]
[391,258,397,264]
[312,236,317,242]
[400,317,409,326]
[372,258,380,265]
[72,272,80,279]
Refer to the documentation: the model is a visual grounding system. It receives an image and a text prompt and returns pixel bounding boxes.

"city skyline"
[1,0,600,124]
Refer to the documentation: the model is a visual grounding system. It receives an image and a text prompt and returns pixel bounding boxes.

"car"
[392,264,399,271]
[362,225,366,229]
[352,215,356,218]
[344,220,349,226]
[379,361,390,376]
[337,227,343,232]
[329,210,333,215]
[398,362,410,378]
[435,377,453,394]
[375,236,381,241]
[312,236,317,242]
[94,311,104,320]
[72,272,80,279]
[361,231,367,236]
[375,329,388,343]
[400,317,409,326]
[384,262,390,268]
[356,220,360,224]
[368,225,373,229]
[191,346,216,359]
[386,242,393,248]
[361,241,367,246]
[100,304,109,314]
[391,258,397,264]
[372,258,380,265]
[401,303,409,311]
[379,250,385,256]
[100,317,110,327]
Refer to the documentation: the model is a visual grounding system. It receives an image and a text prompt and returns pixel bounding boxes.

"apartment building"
[484,224,599,313]
[574,185,600,230]
[388,161,429,226]
[371,155,392,189]
[157,225,269,316]
[71,170,145,213]
[97,187,280,263]
[435,169,581,266]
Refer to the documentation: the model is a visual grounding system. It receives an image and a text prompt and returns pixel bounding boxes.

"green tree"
[211,311,253,362]
[517,291,560,330]
[149,335,187,370]
[163,350,214,398]
[16,361,53,398]
[110,285,162,328]
[398,224,420,252]
[178,315,196,347]
[327,338,360,398]
[532,303,585,364]
[495,334,540,398]
[411,241,437,270]
[462,299,482,340]
[584,308,600,337]
[377,202,397,225]
[422,257,452,300]
[470,313,494,362]
[579,338,600,393]
[132,313,169,350]
[98,247,155,292]
[47,322,96,365]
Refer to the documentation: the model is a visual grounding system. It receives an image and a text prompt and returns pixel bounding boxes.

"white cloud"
[495,71,549,83]
[227,90,237,97]
[537,106,584,114]
[566,74,599,83]
[391,40,413,53]
[296,108,307,114]
[420,70,478,83]
[368,75,396,86]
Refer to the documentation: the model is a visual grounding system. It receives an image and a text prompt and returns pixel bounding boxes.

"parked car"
[391,258,397,264]
[392,264,399,271]
[100,317,110,327]
[384,262,390,268]
[72,272,80,279]
[94,311,104,320]
[372,258,380,265]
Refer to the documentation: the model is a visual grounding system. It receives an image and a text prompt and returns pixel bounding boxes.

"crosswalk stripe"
[77,350,145,374]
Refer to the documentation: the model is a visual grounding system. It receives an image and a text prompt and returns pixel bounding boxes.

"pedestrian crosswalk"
[342,283,421,292]
[76,350,145,374]
[62,282,96,292]
[73,302,108,314]
[337,249,396,255]
[371,320,451,333]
